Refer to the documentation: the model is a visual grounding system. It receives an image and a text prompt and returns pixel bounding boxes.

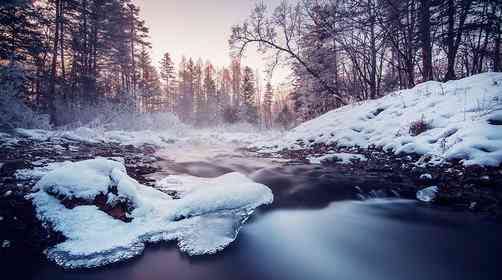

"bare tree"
[229,1,347,105]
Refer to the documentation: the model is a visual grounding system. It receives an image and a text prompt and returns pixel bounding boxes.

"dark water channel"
[7,155,502,280]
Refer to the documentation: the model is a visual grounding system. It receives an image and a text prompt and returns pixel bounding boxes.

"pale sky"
[134,0,288,83]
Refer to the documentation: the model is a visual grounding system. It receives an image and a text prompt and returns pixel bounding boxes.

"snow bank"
[264,73,502,167]
[28,159,273,269]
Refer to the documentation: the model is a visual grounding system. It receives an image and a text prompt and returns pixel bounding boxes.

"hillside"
[263,73,502,167]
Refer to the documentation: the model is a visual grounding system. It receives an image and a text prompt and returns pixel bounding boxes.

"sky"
[134,0,288,83]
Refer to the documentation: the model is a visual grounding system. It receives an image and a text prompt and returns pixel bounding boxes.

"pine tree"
[263,82,273,128]
[160,52,176,111]
[178,57,195,122]
[137,46,161,112]
[204,63,217,123]
[240,66,258,124]
[231,58,241,107]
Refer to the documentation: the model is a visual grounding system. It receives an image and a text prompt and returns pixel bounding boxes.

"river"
[8,141,502,280]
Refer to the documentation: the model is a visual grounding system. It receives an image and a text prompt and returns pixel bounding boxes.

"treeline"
[156,55,293,128]
[231,0,502,121]
[1,0,155,126]
[1,0,293,128]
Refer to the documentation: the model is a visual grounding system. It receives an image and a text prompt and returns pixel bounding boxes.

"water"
[6,145,502,280]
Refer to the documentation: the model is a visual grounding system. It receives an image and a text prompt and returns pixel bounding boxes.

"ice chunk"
[416,186,439,202]
[28,159,273,269]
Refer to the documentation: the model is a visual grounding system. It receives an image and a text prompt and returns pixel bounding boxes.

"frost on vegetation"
[263,73,502,167]
[0,63,51,130]
[27,159,273,269]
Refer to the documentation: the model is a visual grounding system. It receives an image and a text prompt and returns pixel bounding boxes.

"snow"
[27,159,273,269]
[419,173,433,180]
[14,128,51,141]
[15,161,70,181]
[1,240,11,248]
[307,152,367,164]
[416,186,439,203]
[261,73,502,167]
[34,158,127,201]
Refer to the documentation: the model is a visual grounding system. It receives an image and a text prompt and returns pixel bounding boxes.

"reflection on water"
[8,145,502,280]
[28,199,502,280]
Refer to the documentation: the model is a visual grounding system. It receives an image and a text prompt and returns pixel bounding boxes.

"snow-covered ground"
[24,158,273,269]
[7,122,282,150]
[3,73,501,269]
[260,73,502,167]
[0,122,282,269]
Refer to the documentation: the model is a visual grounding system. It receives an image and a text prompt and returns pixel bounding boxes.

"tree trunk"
[493,3,501,72]
[369,1,377,99]
[419,0,433,81]
[48,0,61,126]
[445,0,456,81]
[59,0,65,82]
[129,6,137,100]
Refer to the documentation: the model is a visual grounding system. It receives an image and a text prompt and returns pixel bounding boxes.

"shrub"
[0,62,51,130]
[409,116,431,136]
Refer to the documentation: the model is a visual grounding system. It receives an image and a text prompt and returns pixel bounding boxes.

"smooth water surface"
[6,145,502,280]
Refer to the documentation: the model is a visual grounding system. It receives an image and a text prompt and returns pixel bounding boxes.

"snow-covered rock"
[419,173,433,180]
[28,159,273,269]
[416,186,439,202]
[1,240,11,248]
[263,73,502,167]
[307,152,367,164]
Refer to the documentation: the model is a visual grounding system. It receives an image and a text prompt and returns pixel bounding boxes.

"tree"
[204,63,218,123]
[240,66,259,123]
[230,1,347,105]
[230,58,241,107]
[137,45,161,112]
[419,0,434,81]
[263,82,273,128]
[275,105,295,129]
[159,51,176,111]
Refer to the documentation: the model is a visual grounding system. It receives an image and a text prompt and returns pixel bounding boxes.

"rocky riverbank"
[254,143,502,220]
[0,133,163,267]
[1,129,501,272]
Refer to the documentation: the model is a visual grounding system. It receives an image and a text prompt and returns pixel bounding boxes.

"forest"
[1,1,502,277]
[1,0,501,129]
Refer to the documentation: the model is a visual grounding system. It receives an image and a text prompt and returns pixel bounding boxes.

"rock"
[1,240,11,248]
[419,173,433,180]
[480,175,490,182]
[416,186,439,202]
[0,159,31,177]
[469,202,477,210]
[142,145,157,155]
[3,190,13,198]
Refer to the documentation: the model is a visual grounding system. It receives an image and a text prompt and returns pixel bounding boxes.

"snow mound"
[265,73,502,167]
[34,158,131,201]
[28,159,273,269]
